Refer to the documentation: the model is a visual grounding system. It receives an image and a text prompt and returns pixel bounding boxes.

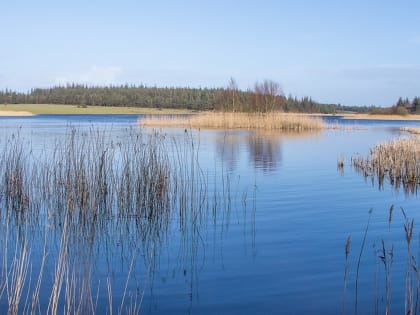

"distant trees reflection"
[216,131,321,173]
[247,134,282,172]
[215,132,282,173]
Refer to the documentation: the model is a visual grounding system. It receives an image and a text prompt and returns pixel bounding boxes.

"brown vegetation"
[341,113,420,121]
[352,136,420,193]
[400,127,420,134]
[140,112,326,132]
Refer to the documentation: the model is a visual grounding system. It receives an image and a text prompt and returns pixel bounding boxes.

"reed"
[337,155,345,176]
[352,136,420,193]
[0,126,252,314]
[343,235,351,315]
[401,207,415,315]
[354,209,372,315]
[345,207,420,314]
[400,127,420,135]
[6,237,30,315]
[0,129,169,314]
[140,112,326,131]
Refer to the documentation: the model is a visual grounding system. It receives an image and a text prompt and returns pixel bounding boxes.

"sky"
[0,0,419,107]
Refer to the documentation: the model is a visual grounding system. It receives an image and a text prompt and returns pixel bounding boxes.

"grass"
[140,111,326,131]
[342,113,420,121]
[0,104,194,115]
[352,136,420,193]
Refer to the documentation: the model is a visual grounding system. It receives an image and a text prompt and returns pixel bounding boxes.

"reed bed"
[0,127,254,314]
[352,136,420,193]
[400,127,420,135]
[140,112,326,131]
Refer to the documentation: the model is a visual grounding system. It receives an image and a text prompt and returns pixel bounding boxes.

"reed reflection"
[216,131,321,173]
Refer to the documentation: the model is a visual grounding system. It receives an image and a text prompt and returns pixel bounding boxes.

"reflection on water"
[214,133,242,172]
[215,130,321,172]
[3,115,420,314]
[247,134,282,172]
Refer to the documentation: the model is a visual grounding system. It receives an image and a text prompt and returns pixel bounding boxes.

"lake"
[1,114,420,314]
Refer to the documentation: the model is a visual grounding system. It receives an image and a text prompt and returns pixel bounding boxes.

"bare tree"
[253,79,283,112]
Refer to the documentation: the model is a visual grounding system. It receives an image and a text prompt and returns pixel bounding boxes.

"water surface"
[1,114,420,314]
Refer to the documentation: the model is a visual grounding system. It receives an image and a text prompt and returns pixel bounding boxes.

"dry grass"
[352,136,420,193]
[400,127,420,134]
[0,104,193,115]
[342,113,420,121]
[140,112,326,131]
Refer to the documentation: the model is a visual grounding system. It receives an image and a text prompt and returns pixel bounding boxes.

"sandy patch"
[0,111,34,116]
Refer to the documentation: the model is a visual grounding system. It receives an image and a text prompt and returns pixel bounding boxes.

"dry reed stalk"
[47,209,70,315]
[381,205,394,315]
[118,255,136,315]
[343,235,351,315]
[345,208,420,314]
[7,240,30,315]
[355,209,372,315]
[401,207,415,315]
[378,239,393,315]
[0,127,251,314]
[29,233,48,315]
[352,136,420,193]
[140,112,326,131]
[400,127,420,135]
[107,277,113,315]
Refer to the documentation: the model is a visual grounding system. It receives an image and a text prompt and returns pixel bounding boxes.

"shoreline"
[2,105,420,121]
[0,110,35,116]
[0,104,194,115]
[339,113,420,121]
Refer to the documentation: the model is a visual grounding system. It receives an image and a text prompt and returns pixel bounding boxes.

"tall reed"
[352,136,420,194]
[343,235,351,315]
[345,207,420,315]
[354,209,372,315]
[140,112,326,131]
[0,126,253,314]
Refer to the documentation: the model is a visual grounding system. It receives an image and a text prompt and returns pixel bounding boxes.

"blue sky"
[0,0,419,106]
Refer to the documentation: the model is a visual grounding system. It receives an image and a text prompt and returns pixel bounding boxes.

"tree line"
[395,96,420,114]
[0,79,374,113]
[370,97,420,115]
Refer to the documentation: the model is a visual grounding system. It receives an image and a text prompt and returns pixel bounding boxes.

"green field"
[0,104,194,115]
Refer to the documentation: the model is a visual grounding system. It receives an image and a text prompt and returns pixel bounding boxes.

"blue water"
[1,114,420,314]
